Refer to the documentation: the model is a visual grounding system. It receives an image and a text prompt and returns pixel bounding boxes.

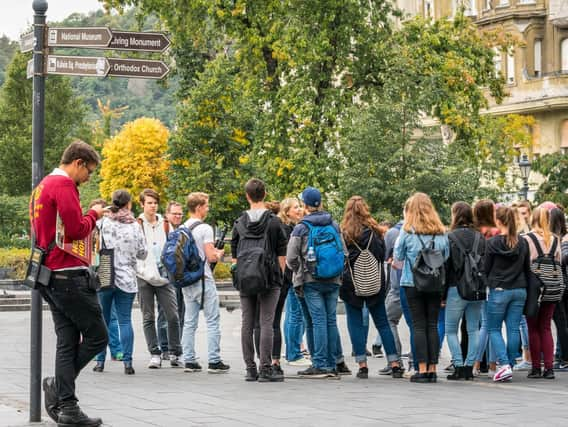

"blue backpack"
[161,222,205,289]
[302,220,345,279]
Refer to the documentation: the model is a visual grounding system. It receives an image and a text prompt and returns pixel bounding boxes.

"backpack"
[347,232,381,297]
[448,231,486,301]
[412,235,446,293]
[526,232,565,303]
[234,215,274,296]
[161,221,205,289]
[303,220,345,280]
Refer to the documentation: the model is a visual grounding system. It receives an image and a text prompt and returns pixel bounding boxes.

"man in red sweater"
[31,141,107,427]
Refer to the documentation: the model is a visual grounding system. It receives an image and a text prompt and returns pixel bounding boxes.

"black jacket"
[485,234,530,290]
[340,228,386,309]
[446,227,486,286]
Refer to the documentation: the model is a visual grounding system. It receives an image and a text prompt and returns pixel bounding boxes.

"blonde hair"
[278,197,300,225]
[530,206,552,248]
[186,192,209,213]
[403,192,445,235]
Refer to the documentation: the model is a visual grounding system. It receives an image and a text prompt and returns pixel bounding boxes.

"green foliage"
[0,52,88,196]
[531,153,568,207]
[0,247,30,279]
[0,35,18,87]
[0,194,31,249]
[213,262,231,281]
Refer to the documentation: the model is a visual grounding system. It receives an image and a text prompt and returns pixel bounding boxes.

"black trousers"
[254,282,289,360]
[553,291,568,360]
[40,273,108,404]
[405,287,442,366]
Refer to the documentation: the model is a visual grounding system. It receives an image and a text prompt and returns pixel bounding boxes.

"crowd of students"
[93,178,568,384]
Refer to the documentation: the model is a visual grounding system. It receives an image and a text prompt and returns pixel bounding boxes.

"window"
[507,50,515,83]
[561,120,568,152]
[534,39,542,77]
[424,0,434,18]
[485,0,492,9]
[494,47,502,76]
[562,39,568,73]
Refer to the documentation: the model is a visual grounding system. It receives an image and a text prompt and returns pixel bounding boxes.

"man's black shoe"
[270,364,285,382]
[297,366,332,378]
[391,366,404,379]
[208,361,230,373]
[336,361,352,375]
[57,403,102,427]
[356,367,369,379]
[372,344,384,358]
[42,377,59,422]
[245,367,258,382]
[258,366,273,382]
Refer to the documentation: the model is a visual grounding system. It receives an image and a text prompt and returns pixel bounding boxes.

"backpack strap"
[99,218,108,250]
[472,232,481,254]
[549,235,559,258]
[526,232,545,258]
[301,220,314,248]
[164,218,170,234]
[188,220,204,232]
[416,233,427,249]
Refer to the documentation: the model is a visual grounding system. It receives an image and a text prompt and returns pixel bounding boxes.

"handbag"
[524,270,542,318]
[95,220,115,291]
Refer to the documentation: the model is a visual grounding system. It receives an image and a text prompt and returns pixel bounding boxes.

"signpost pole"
[30,0,47,422]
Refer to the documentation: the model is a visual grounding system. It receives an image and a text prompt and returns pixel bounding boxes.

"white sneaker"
[287,357,312,367]
[403,369,414,379]
[148,355,162,369]
[487,369,496,379]
[169,354,182,368]
[513,360,531,371]
[493,365,512,382]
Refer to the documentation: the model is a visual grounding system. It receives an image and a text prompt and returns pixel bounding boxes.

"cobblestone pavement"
[1,308,567,426]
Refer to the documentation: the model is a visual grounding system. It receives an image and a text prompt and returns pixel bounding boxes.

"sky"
[1,0,104,41]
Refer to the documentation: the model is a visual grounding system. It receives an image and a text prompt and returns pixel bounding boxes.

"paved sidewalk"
[1,309,567,426]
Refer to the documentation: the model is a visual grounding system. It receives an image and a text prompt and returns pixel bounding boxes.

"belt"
[51,269,90,280]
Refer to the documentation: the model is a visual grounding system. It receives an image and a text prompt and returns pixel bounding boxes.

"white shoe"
[287,357,312,367]
[148,355,162,369]
[513,360,531,371]
[169,354,182,368]
[403,369,414,379]
[493,365,512,382]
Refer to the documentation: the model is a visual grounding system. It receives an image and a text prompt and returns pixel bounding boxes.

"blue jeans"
[302,283,340,370]
[182,278,221,363]
[96,288,136,363]
[445,286,483,367]
[344,295,398,364]
[438,306,445,350]
[487,287,527,367]
[108,302,122,357]
[475,301,496,363]
[284,286,305,362]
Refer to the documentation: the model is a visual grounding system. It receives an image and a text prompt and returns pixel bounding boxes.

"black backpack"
[234,214,274,295]
[449,231,486,301]
[526,232,565,303]
[412,235,446,293]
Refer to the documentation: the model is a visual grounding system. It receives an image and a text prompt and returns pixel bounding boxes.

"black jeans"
[254,282,289,360]
[553,291,568,360]
[405,287,442,366]
[40,274,108,404]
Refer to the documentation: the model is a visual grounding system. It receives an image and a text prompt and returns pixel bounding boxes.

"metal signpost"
[22,1,171,421]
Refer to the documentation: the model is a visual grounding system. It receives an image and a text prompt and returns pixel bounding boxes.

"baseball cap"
[300,187,321,208]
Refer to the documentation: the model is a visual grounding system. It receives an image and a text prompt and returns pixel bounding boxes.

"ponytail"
[531,207,552,248]
[495,206,518,248]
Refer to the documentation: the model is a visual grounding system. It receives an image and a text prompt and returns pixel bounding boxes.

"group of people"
[32,140,568,427]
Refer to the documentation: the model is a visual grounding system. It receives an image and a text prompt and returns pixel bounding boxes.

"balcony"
[549,0,568,27]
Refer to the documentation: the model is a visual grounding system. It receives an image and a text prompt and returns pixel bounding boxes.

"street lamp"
[518,153,531,201]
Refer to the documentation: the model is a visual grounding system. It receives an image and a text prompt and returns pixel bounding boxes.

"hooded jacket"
[231,209,288,290]
[485,234,530,290]
[286,211,347,288]
[136,213,171,286]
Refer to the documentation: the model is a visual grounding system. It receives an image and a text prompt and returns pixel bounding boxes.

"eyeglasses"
[82,162,95,176]
[170,213,183,216]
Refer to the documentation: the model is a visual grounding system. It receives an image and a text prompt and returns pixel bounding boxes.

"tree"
[0,35,18,87]
[0,52,88,196]
[99,117,170,202]
[531,153,568,207]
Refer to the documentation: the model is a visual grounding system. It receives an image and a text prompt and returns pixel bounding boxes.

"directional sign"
[26,59,34,79]
[109,31,170,53]
[107,58,169,79]
[47,27,112,48]
[20,32,35,53]
[46,55,110,77]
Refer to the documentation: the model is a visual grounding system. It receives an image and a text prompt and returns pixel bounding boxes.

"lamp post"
[518,153,531,201]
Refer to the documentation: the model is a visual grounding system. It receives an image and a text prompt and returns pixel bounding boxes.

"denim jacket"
[394,228,450,287]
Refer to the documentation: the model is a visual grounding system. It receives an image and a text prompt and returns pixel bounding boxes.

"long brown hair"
[450,202,474,230]
[474,199,496,229]
[495,206,518,248]
[530,206,552,248]
[341,196,383,244]
[403,193,445,234]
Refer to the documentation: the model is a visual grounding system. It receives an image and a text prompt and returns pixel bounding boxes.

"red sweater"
[30,172,98,270]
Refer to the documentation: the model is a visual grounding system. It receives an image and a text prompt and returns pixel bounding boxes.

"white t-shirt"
[184,218,215,280]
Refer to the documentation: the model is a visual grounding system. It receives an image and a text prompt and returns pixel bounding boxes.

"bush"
[0,194,30,248]
[213,262,232,281]
[0,247,30,279]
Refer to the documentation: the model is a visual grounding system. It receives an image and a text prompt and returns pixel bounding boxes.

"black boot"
[463,366,474,380]
[57,403,102,427]
[447,366,464,380]
[42,377,59,422]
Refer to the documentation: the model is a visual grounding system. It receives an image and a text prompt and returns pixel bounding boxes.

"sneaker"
[410,372,430,383]
[391,366,404,379]
[487,369,496,380]
[258,366,274,382]
[161,351,170,361]
[336,361,352,375]
[372,344,384,358]
[270,364,285,382]
[444,363,455,373]
[493,365,512,382]
[287,357,312,367]
[208,361,230,373]
[124,364,135,375]
[148,355,162,369]
[403,369,415,379]
[111,352,124,362]
[92,362,104,373]
[357,367,369,379]
[170,354,182,368]
[184,362,203,372]
[513,360,532,371]
[301,349,311,359]
[553,361,568,371]
[447,366,464,381]
[379,365,392,376]
[543,368,555,379]
[297,366,332,378]
[527,368,542,379]
[245,366,258,381]
[472,367,481,377]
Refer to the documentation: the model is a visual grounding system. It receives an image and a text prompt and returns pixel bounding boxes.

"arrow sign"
[107,58,169,79]
[47,27,113,48]
[46,55,110,77]
[20,32,35,53]
[109,31,170,53]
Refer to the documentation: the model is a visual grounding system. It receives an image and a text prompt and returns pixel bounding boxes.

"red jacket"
[30,171,98,270]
